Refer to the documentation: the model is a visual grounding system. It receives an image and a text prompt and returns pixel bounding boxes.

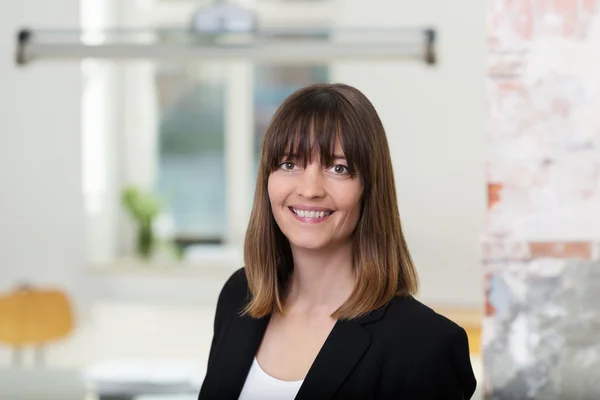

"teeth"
[293,208,332,218]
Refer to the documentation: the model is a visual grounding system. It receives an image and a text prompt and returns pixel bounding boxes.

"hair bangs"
[264,97,362,178]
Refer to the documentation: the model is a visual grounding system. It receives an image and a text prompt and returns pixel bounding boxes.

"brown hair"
[243,83,418,320]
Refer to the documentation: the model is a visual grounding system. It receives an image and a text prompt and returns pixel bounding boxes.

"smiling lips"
[288,206,335,223]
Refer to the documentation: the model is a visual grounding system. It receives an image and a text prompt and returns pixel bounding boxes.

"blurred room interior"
[1,0,599,399]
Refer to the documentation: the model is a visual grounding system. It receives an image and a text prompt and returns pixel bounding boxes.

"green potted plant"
[121,185,161,260]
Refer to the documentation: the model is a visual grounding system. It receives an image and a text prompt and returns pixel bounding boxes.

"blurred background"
[1,0,599,399]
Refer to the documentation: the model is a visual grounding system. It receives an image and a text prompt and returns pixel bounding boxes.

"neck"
[285,240,355,316]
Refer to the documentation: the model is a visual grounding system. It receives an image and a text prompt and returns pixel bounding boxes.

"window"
[83,0,332,263]
[155,63,226,244]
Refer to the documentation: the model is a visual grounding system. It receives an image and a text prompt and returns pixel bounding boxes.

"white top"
[238,358,304,400]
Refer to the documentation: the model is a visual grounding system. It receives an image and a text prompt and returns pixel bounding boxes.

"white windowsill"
[87,245,242,279]
[85,246,242,305]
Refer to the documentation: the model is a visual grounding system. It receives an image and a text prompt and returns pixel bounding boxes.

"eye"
[280,161,296,171]
[330,164,349,175]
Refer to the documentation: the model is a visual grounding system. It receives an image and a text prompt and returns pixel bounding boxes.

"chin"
[286,235,330,251]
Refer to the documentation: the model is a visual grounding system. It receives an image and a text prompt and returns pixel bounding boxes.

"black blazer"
[198,268,477,399]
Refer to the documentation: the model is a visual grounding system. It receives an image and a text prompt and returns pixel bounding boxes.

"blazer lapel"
[213,312,270,399]
[295,305,389,400]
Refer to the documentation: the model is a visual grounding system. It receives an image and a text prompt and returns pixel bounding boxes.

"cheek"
[335,184,363,218]
[348,196,363,222]
[346,193,363,230]
[267,174,286,210]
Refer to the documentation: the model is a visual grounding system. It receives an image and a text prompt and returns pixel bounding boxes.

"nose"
[296,163,326,198]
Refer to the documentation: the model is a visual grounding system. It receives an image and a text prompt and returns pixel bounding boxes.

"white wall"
[0,0,84,288]
[0,0,88,364]
[332,0,486,307]
[0,0,91,362]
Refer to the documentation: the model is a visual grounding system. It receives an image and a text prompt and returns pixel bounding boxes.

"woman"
[198,83,476,399]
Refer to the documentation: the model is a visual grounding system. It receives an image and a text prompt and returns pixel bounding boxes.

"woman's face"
[267,141,363,251]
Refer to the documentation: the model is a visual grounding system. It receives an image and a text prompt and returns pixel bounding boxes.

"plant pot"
[136,224,155,260]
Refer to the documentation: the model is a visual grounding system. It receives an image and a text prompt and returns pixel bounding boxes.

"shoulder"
[220,267,249,299]
[210,267,250,337]
[216,267,249,313]
[379,295,471,360]
[375,296,477,398]
[384,295,465,339]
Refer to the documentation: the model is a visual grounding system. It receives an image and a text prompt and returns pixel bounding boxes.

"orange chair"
[0,284,74,366]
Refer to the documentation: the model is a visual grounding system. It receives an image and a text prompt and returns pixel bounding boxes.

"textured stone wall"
[484,1,600,399]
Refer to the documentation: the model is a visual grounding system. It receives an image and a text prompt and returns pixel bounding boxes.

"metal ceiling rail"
[14,27,437,66]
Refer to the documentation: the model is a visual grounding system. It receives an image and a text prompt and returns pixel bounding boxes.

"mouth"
[288,206,335,223]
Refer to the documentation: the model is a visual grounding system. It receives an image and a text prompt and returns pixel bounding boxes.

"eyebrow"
[333,155,346,160]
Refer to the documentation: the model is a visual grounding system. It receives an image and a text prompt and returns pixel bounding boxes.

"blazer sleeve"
[379,327,477,399]
[206,287,224,368]
[206,268,245,367]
